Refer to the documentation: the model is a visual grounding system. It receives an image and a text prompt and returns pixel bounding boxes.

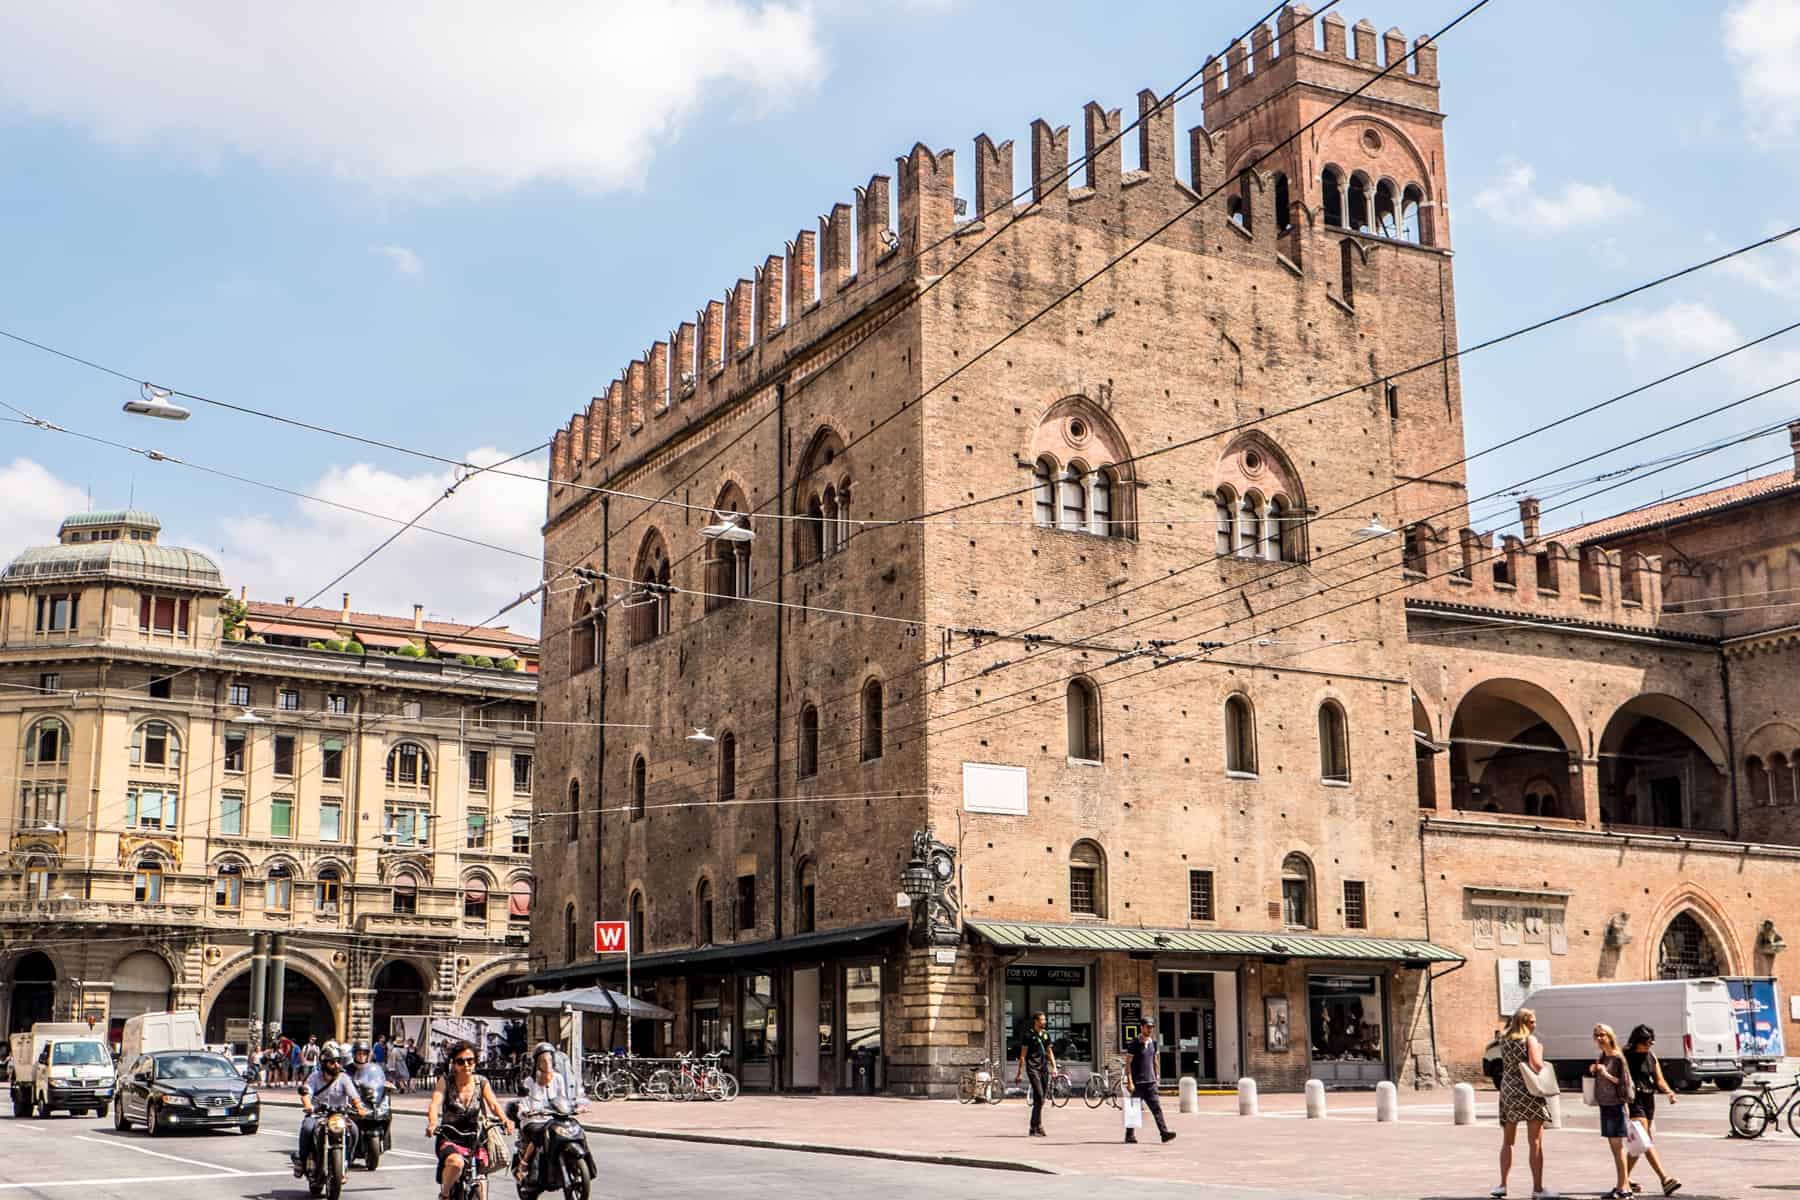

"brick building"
[527,5,1800,1095]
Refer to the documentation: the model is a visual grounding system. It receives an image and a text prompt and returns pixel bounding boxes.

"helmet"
[320,1043,342,1064]
[351,1040,371,1058]
[532,1042,557,1061]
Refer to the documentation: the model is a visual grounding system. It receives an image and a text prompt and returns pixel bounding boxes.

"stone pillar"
[249,933,268,1047]
[266,934,288,1043]
[1576,758,1602,827]
[1432,745,1455,815]
[886,946,988,1097]
[349,988,376,1042]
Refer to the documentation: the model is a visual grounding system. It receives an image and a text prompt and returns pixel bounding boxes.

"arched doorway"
[460,971,529,1019]
[372,961,429,1039]
[1657,912,1723,980]
[109,951,175,1046]
[1448,680,1578,816]
[206,966,335,1046]
[7,951,56,1035]
[1599,696,1728,831]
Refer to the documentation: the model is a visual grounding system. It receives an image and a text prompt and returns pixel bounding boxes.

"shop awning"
[968,920,1463,964]
[493,986,674,1020]
[523,919,907,987]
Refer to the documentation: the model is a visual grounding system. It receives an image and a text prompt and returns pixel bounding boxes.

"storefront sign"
[1117,995,1144,1049]
[1311,974,1379,995]
[1007,964,1086,987]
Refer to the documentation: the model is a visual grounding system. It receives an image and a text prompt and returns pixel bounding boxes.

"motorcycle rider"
[293,1044,368,1177]
[513,1043,581,1183]
[350,1040,386,1090]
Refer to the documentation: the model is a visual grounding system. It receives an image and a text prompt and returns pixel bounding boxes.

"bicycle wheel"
[1783,1095,1800,1140]
[984,1078,1003,1104]
[1049,1075,1071,1108]
[1107,1077,1124,1109]
[1730,1093,1770,1138]
[959,1074,976,1104]
[716,1072,738,1101]
[645,1069,675,1101]
[671,1070,699,1101]
[1083,1073,1106,1109]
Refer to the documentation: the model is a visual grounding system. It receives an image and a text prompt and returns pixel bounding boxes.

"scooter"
[507,1099,594,1200]
[353,1075,391,1170]
[304,1100,359,1200]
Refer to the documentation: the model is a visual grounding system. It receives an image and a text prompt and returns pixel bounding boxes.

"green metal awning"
[968,919,1463,964]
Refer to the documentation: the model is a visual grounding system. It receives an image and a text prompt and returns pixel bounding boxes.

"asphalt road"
[0,1095,1330,1200]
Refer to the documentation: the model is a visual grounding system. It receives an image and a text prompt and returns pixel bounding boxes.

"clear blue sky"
[0,1,1795,632]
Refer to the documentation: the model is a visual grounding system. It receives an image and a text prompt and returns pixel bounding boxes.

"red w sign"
[593,921,630,955]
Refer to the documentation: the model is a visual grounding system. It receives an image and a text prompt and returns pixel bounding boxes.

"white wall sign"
[962,762,1027,815]
[1497,958,1551,1016]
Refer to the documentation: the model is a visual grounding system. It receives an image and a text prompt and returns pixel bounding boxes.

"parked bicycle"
[1047,1068,1073,1108]
[957,1058,1003,1104]
[1729,1073,1800,1138]
[1083,1058,1126,1109]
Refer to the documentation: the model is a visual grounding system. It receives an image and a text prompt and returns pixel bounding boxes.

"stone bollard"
[1305,1078,1327,1119]
[1375,1080,1398,1122]
[1237,1077,1259,1116]
[1452,1082,1476,1125]
[1546,1093,1563,1129]
[1178,1076,1199,1114]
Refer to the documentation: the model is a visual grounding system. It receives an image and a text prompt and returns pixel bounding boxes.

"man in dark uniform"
[1122,1026,1175,1144]
[1016,1012,1055,1137]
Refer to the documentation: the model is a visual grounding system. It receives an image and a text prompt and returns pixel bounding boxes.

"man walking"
[1017,1012,1055,1138]
[1122,1025,1176,1144]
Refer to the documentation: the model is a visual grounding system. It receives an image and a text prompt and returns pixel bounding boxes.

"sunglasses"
[454,1056,476,1065]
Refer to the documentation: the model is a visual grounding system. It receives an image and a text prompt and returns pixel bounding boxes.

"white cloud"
[1721,233,1800,298]
[214,447,548,634]
[0,457,88,566]
[374,245,424,277]
[1470,160,1639,235]
[1724,0,1800,145]
[1602,300,1800,397]
[0,2,826,196]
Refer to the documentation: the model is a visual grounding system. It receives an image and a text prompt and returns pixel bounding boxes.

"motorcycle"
[353,1076,391,1170]
[304,1100,359,1200]
[507,1099,594,1200]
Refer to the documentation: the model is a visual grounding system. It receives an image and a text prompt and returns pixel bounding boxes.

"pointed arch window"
[1066,676,1100,761]
[1225,694,1257,775]
[1401,184,1425,244]
[1319,701,1351,783]
[860,679,884,762]
[630,533,673,643]
[795,427,849,566]
[1374,179,1399,238]
[1215,487,1237,555]
[705,489,753,609]
[1348,173,1371,232]
[1033,458,1056,527]
[1322,167,1344,228]
[697,878,715,945]
[631,754,647,820]
[1273,172,1292,232]
[570,599,597,671]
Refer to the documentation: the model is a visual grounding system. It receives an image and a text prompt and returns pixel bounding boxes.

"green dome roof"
[4,516,224,592]
[58,510,161,535]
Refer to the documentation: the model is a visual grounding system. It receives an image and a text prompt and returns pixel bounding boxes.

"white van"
[117,1011,203,1067]
[1524,978,1741,1091]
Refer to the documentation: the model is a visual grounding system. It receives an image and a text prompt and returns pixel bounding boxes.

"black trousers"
[1129,1080,1169,1136]
[1026,1064,1048,1131]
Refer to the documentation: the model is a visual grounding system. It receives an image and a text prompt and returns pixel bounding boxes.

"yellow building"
[1,510,540,1044]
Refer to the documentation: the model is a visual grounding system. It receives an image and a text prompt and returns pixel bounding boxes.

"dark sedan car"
[114,1051,261,1136]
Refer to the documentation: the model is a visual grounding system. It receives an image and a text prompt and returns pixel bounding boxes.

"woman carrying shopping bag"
[1492,1007,1557,1200]
[1588,1024,1635,1200]
[1623,1025,1682,1195]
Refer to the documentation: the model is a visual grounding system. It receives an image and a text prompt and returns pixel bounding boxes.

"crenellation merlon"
[606,379,625,449]
[648,340,669,414]
[820,203,853,293]
[757,255,784,342]
[701,300,724,374]
[1082,104,1122,196]
[855,175,891,277]
[972,135,1014,226]
[787,229,817,317]
[897,143,955,263]
[568,412,587,476]
[585,396,606,463]
[1030,120,1070,211]
[673,321,697,396]
[1137,91,1173,181]
[726,280,753,359]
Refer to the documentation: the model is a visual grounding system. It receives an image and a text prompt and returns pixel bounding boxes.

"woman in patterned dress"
[1494,1007,1556,1200]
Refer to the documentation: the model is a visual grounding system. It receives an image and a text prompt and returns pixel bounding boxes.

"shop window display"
[1003,964,1093,1075]
[1307,974,1385,1074]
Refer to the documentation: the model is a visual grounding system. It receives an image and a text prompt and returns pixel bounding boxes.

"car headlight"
[155,1091,193,1107]
[242,1090,260,1104]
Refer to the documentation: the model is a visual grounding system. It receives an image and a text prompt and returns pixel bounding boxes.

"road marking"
[71,1134,246,1173]
[0,1165,436,1191]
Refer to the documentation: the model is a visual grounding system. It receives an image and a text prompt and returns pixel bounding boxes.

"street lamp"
[699,511,754,542]
[1354,515,1394,539]
[232,707,265,724]
[123,383,192,421]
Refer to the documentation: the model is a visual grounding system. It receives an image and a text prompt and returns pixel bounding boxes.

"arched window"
[392,872,418,915]
[806,494,827,563]
[1374,179,1398,238]
[719,732,737,803]
[1261,496,1284,561]
[795,427,849,566]
[564,903,577,961]
[797,860,817,934]
[213,864,242,910]
[1033,458,1056,527]
[1058,466,1087,531]
[1214,487,1236,555]
[570,598,597,671]
[567,779,580,843]
[266,863,293,913]
[1401,184,1425,244]
[1090,470,1113,536]
[1319,701,1350,783]
[1069,840,1106,918]
[1657,911,1722,979]
[631,754,647,820]
[629,890,646,954]
[1281,853,1314,928]
[1236,492,1261,557]
[1771,753,1795,806]
[1347,172,1371,232]
[1227,195,1247,228]
[317,867,342,914]
[1273,172,1292,232]
[798,704,820,779]
[705,486,753,609]
[509,878,534,924]
[385,741,431,788]
[1322,167,1344,228]
[131,720,181,768]
[1746,756,1771,807]
[697,878,714,945]
[1235,171,1255,230]
[24,717,70,766]
[860,679,884,762]
[1225,694,1257,775]
[463,876,488,920]
[133,857,163,904]
[834,483,852,553]
[1066,676,1100,761]
[1579,548,1603,598]
[630,533,673,644]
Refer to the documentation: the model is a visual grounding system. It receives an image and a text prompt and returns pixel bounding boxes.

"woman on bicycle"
[514,1043,580,1182]
[425,1039,513,1200]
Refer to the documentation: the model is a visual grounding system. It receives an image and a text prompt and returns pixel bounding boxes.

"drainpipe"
[1720,653,1740,838]
[594,491,610,994]
[771,379,788,1091]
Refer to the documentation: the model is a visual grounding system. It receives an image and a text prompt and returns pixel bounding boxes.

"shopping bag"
[1123,1096,1144,1130]
[1519,1061,1560,1098]
[1580,1076,1598,1107]
[1625,1118,1654,1156]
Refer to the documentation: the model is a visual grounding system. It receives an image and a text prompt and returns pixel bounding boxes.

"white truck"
[1524,978,1743,1092]
[117,1010,204,1066]
[8,1023,116,1118]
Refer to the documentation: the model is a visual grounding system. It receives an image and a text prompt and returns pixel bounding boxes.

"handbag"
[476,1077,511,1173]
[1123,1096,1144,1130]
[1580,1076,1597,1107]
[1519,1059,1559,1098]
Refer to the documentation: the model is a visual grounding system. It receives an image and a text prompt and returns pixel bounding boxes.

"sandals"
[1662,1180,1682,1196]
